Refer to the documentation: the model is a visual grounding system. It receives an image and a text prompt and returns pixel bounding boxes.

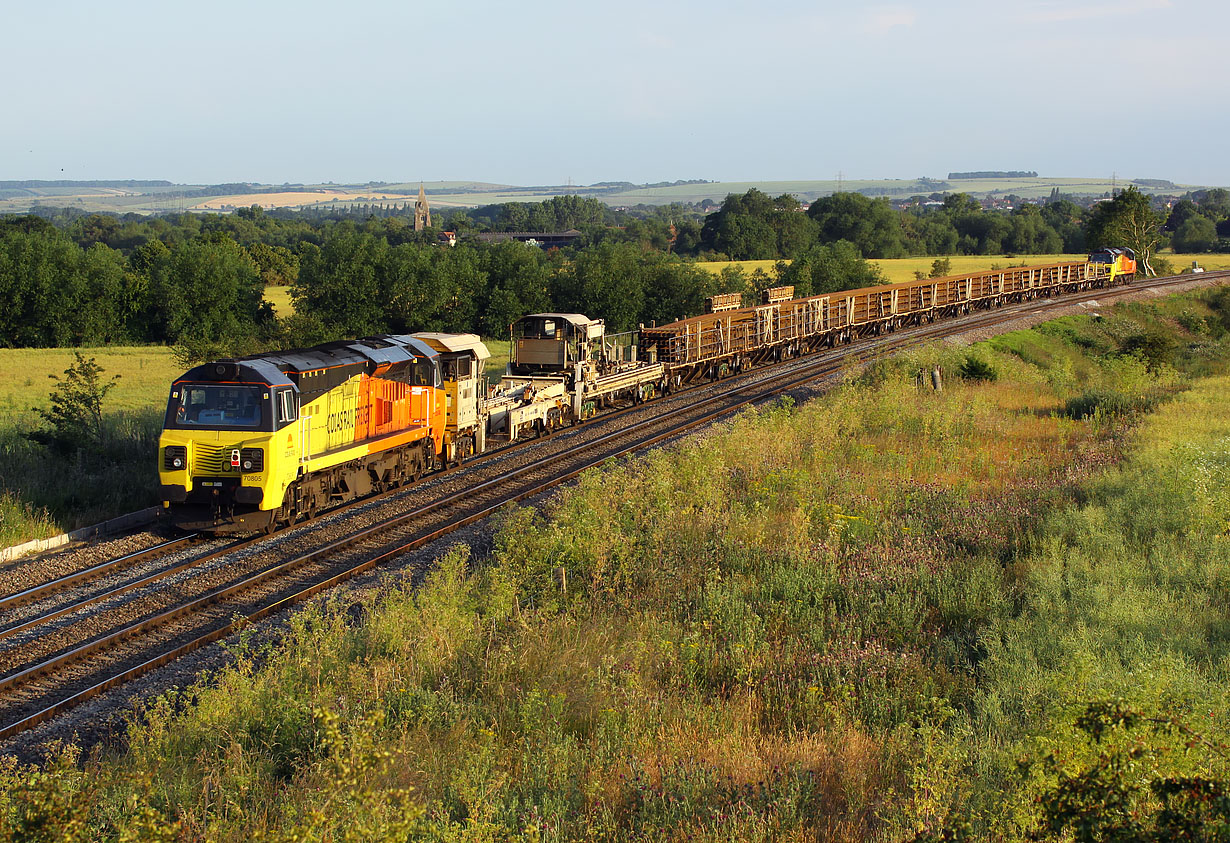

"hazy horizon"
[7,0,1227,187]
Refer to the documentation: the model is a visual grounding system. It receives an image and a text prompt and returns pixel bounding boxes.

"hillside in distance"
[0,174,1211,216]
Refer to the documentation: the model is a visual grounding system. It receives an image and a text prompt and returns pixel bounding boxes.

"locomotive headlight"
[240,447,264,472]
[164,445,187,471]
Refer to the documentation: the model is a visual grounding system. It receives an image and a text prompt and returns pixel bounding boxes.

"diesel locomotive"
[159,252,1136,533]
[158,333,489,532]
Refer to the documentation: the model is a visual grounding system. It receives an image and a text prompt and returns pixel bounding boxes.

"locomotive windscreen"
[167,384,266,429]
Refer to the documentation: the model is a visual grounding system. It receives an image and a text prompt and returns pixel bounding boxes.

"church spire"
[413,182,431,231]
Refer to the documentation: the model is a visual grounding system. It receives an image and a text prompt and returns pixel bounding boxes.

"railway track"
[1,269,1224,745]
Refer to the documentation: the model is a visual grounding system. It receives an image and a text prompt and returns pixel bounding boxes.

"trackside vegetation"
[6,288,1230,839]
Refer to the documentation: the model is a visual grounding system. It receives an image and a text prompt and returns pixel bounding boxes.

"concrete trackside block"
[0,506,161,564]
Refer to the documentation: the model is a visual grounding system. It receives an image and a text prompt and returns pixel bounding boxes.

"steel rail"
[0,536,199,612]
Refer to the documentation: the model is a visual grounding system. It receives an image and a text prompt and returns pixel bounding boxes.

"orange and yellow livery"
[158,333,488,533]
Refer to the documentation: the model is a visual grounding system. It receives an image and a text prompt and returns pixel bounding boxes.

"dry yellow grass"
[697,255,1098,286]
[870,254,1087,284]
[1162,253,1230,272]
[263,284,295,315]
[696,259,782,277]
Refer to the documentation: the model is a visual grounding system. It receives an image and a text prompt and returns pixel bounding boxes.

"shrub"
[1119,329,1178,367]
[958,354,998,382]
[1063,388,1158,420]
[27,352,118,454]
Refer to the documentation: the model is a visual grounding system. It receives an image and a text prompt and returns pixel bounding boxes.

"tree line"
[2,185,1227,352]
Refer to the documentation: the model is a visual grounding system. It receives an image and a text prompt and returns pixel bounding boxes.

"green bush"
[957,354,998,382]
[1063,388,1158,420]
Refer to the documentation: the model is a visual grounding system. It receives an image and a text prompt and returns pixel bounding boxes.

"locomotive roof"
[518,313,597,327]
[411,332,492,360]
[175,334,441,388]
[175,359,296,388]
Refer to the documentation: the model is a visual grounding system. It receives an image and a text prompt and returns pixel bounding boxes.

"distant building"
[413,183,431,231]
[469,230,583,248]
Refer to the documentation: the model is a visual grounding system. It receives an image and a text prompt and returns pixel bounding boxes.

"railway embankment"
[6,286,1230,839]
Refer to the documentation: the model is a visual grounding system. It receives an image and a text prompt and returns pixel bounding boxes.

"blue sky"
[5,0,1227,186]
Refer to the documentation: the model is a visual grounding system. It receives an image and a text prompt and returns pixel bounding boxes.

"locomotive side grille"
[192,444,224,474]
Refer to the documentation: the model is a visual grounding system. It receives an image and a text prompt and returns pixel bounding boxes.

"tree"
[551,242,646,332]
[29,352,119,453]
[1005,205,1063,255]
[639,255,714,326]
[293,230,390,337]
[1196,188,1230,222]
[1173,214,1218,253]
[1029,702,1230,843]
[929,257,952,278]
[1164,198,1202,233]
[148,235,272,343]
[1086,187,1166,276]
[777,240,884,297]
[1040,200,1088,253]
[698,190,816,260]
[0,226,89,347]
[478,242,551,337]
[246,242,299,287]
[806,193,905,258]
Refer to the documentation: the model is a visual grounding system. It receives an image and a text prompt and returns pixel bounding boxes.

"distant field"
[1161,252,1230,272]
[870,254,1089,284]
[697,259,783,278]
[263,284,295,315]
[483,338,510,381]
[193,190,421,210]
[2,175,1217,215]
[696,254,1092,285]
[0,335,508,426]
[699,253,1230,285]
[0,346,178,424]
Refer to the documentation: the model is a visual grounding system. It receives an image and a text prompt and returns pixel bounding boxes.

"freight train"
[158,253,1135,533]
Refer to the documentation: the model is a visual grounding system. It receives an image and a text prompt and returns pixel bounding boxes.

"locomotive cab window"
[516,318,558,340]
[442,356,472,380]
[412,361,438,387]
[277,389,298,425]
[168,384,265,428]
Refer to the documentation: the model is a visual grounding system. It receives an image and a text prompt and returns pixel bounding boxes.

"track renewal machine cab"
[486,312,666,441]
[158,333,488,534]
[411,332,490,463]
[508,313,606,379]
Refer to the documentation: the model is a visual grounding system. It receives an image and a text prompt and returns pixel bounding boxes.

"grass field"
[1159,251,1230,272]
[695,258,783,278]
[262,284,295,316]
[193,190,426,211]
[869,253,1089,284]
[0,346,179,423]
[696,254,1090,285]
[697,252,1230,286]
